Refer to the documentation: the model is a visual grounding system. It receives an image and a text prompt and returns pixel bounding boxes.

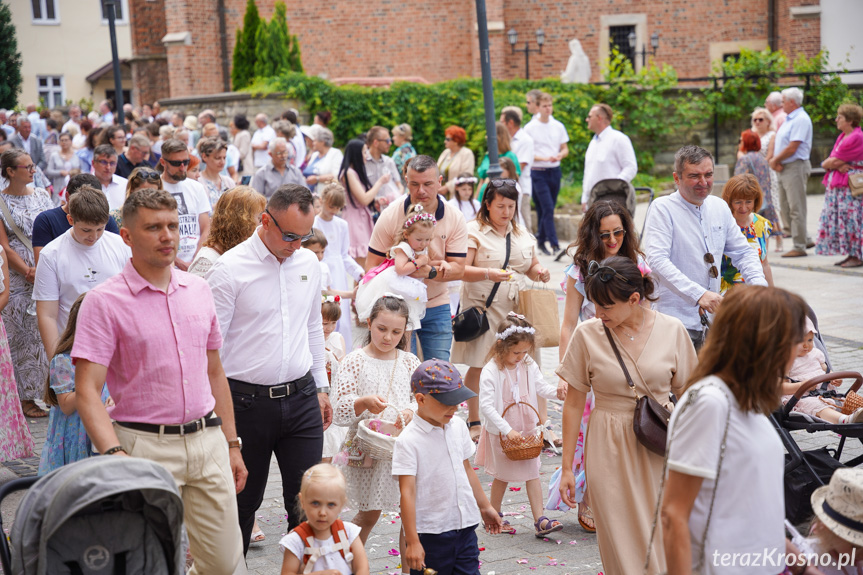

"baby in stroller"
[782,317,863,424]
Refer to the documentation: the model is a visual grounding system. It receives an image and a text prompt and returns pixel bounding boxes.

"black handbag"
[604,326,671,456]
[452,233,511,342]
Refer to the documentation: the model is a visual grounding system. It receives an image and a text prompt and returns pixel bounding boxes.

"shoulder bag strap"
[603,325,638,400]
[0,195,32,252]
[484,232,511,309]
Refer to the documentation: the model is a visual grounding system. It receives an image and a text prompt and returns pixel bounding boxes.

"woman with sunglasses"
[0,149,55,418]
[451,179,550,443]
[111,167,164,228]
[550,200,644,533]
[557,256,697,575]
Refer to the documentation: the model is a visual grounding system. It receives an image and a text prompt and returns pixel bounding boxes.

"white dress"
[322,332,347,459]
[314,214,364,350]
[333,348,420,511]
[355,242,427,331]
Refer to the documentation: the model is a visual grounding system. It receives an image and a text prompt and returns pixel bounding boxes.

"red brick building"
[130,0,824,105]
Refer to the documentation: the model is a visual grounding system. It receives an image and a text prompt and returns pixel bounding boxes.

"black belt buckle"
[269,384,289,399]
[180,418,203,436]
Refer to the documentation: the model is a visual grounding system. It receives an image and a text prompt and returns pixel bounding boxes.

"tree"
[0,1,23,108]
[251,2,303,80]
[231,0,260,91]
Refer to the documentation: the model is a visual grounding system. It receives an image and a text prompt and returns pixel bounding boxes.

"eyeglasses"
[134,170,161,182]
[444,137,452,142]
[95,159,117,168]
[271,150,289,157]
[265,209,314,243]
[165,158,191,167]
[599,229,626,241]
[490,178,518,188]
[587,260,634,285]
[704,253,718,279]
[377,138,392,144]
[752,118,765,123]
[13,164,36,173]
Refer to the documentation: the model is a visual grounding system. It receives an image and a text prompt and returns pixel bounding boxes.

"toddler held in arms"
[782,317,863,423]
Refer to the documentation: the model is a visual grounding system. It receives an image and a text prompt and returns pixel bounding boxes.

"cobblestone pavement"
[2,194,862,575]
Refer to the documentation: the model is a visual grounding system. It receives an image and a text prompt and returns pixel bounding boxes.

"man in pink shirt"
[74,188,248,575]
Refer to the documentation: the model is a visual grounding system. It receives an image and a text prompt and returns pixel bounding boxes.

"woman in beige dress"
[557,256,697,575]
[451,179,550,441]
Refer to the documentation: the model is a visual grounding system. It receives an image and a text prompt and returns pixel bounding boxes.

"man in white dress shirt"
[501,107,535,233]
[643,145,767,349]
[207,184,332,553]
[582,103,638,212]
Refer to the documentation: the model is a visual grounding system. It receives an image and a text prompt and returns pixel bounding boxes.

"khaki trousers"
[115,423,247,575]
[776,158,812,251]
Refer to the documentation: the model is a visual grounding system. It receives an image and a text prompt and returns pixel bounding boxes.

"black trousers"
[230,375,323,555]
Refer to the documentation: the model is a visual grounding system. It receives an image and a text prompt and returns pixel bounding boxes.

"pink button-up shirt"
[72,260,221,424]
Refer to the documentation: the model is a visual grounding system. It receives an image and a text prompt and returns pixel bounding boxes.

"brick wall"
[128,0,169,106]
[147,0,821,99]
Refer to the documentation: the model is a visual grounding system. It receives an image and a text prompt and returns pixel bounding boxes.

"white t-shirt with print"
[279,521,360,575]
[162,179,211,263]
[33,228,130,333]
[666,375,785,574]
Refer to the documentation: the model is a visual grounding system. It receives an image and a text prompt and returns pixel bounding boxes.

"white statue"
[561,38,591,84]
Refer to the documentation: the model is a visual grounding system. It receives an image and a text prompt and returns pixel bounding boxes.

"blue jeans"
[531,167,561,248]
[411,303,452,361]
[410,526,480,575]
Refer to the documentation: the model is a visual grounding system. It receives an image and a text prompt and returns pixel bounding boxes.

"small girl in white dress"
[322,296,347,463]
[355,204,435,331]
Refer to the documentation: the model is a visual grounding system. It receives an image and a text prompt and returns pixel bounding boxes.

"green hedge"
[246,49,859,182]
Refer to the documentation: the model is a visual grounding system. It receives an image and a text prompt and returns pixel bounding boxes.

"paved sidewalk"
[2,193,862,575]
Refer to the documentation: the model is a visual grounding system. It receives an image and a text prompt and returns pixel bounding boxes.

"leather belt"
[116,411,221,435]
[228,371,314,399]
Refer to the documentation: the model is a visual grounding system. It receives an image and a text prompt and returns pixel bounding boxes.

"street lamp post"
[507,28,545,80]
[103,0,125,117]
[628,31,660,68]
[476,0,501,179]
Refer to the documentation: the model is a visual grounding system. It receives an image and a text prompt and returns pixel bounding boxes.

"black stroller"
[770,309,863,523]
[0,456,185,574]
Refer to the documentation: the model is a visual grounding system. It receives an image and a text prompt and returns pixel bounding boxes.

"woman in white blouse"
[305,128,344,193]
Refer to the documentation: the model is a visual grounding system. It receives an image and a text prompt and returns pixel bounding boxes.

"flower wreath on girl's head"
[403,204,437,229]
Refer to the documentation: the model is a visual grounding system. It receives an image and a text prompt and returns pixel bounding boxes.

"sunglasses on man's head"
[165,158,190,167]
[587,260,634,285]
[599,229,626,241]
[265,209,315,243]
[704,253,718,279]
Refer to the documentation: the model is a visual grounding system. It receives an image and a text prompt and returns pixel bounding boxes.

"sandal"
[250,528,266,543]
[577,503,596,533]
[834,256,852,266]
[21,401,47,418]
[468,421,482,443]
[840,257,863,268]
[497,512,516,534]
[534,516,563,538]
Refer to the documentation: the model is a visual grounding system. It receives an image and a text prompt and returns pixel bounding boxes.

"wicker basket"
[498,402,544,461]
[356,408,406,461]
[841,390,863,415]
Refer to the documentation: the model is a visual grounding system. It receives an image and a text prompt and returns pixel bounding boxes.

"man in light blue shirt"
[769,87,813,257]
[643,145,767,349]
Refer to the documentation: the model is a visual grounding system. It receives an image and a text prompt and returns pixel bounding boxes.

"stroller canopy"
[10,456,184,575]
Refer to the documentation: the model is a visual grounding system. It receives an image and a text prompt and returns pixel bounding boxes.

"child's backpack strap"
[291,519,354,574]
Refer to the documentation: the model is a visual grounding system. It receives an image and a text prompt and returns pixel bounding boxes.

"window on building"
[105,90,132,112]
[100,0,128,24]
[37,76,64,108]
[609,25,636,67]
[31,0,59,23]
[723,53,741,64]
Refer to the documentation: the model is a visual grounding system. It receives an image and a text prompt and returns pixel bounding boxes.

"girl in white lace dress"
[332,294,420,549]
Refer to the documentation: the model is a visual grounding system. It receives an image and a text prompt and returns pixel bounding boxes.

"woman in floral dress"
[0,244,35,462]
[0,149,54,418]
[817,103,863,268]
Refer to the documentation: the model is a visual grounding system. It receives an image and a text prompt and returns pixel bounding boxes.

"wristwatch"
[317,386,331,394]
[227,437,243,451]
[427,266,438,279]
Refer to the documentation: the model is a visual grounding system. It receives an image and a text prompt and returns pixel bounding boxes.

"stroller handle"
[0,475,40,575]
[784,371,862,416]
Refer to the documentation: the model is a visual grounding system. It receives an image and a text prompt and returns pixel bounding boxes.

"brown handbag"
[603,326,671,456]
